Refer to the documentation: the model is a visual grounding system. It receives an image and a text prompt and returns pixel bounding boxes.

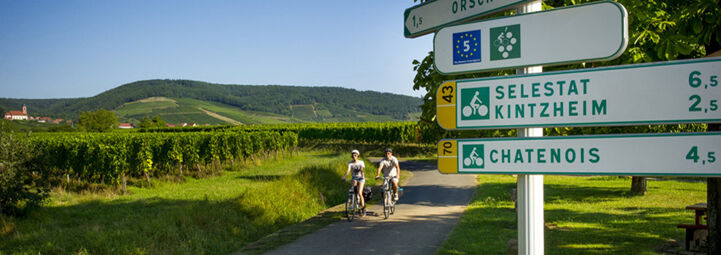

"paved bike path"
[263,160,477,255]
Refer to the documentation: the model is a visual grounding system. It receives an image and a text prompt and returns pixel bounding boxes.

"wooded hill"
[0,80,422,124]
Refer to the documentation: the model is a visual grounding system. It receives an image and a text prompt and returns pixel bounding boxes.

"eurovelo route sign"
[437,133,721,176]
[404,0,531,38]
[433,1,628,74]
[435,57,721,130]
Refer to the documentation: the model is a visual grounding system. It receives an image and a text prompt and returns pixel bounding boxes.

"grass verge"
[0,151,359,254]
[236,161,413,255]
[437,175,706,255]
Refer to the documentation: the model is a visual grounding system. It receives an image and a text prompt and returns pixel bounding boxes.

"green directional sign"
[404,0,531,38]
[438,133,721,176]
[433,1,628,74]
[436,57,721,130]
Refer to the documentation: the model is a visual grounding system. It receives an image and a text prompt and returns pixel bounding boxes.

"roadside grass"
[437,175,706,255]
[237,161,413,255]
[0,151,362,254]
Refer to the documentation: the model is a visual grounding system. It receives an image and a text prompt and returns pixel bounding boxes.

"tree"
[139,115,166,129]
[138,117,152,129]
[78,109,118,132]
[151,116,166,128]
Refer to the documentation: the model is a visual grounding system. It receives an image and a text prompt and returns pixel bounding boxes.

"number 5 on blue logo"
[452,30,481,65]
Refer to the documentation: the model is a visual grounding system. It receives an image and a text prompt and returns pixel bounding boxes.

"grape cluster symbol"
[493,27,518,59]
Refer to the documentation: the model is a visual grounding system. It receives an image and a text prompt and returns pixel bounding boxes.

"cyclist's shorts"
[388,176,398,183]
[352,176,365,183]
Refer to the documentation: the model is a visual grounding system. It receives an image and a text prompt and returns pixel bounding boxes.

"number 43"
[441,85,453,103]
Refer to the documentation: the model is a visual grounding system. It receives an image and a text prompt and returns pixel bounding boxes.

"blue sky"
[0,0,433,99]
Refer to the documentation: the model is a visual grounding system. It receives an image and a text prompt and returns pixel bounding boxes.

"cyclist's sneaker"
[362,208,366,217]
[394,193,399,201]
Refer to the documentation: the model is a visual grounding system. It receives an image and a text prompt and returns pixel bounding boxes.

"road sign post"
[436,57,721,130]
[437,133,721,176]
[514,2,544,254]
[433,1,628,74]
[404,0,531,38]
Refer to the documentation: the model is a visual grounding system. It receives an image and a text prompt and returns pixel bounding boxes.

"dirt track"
[263,160,477,255]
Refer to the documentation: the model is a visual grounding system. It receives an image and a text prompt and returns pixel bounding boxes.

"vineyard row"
[29,131,298,187]
[138,122,429,143]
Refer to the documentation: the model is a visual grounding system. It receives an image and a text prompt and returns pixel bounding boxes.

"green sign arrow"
[433,1,628,74]
[404,0,531,38]
[436,57,721,130]
[438,133,721,176]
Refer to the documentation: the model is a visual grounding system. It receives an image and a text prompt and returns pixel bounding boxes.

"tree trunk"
[179,164,183,176]
[630,176,647,195]
[709,123,721,254]
[121,173,127,195]
[709,178,721,254]
[144,171,151,186]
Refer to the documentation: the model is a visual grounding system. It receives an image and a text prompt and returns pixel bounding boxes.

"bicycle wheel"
[390,198,396,215]
[462,106,473,117]
[383,191,390,219]
[478,105,488,116]
[346,195,354,222]
[354,194,362,217]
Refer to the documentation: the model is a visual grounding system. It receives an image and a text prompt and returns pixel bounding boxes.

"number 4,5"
[686,146,716,163]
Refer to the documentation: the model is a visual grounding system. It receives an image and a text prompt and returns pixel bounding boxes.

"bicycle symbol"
[463,147,484,167]
[462,90,489,118]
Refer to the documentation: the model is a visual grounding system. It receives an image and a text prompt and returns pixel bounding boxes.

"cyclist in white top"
[342,149,366,216]
[375,148,401,201]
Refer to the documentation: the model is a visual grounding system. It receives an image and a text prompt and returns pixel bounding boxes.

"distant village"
[3,104,72,125]
[4,104,200,129]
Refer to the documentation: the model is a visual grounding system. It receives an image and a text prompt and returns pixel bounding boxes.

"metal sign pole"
[516,1,543,255]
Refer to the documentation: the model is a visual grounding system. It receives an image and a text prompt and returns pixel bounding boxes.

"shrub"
[0,120,48,216]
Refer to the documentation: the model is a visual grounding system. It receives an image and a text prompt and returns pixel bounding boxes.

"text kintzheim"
[491,78,607,119]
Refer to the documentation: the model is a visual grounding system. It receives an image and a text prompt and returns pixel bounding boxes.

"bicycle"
[344,179,363,222]
[377,176,397,219]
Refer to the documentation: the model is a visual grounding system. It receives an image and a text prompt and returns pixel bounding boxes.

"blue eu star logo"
[453,30,481,65]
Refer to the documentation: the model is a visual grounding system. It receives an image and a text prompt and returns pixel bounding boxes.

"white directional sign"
[404,0,530,38]
[433,1,628,74]
[437,133,721,176]
[436,57,721,129]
